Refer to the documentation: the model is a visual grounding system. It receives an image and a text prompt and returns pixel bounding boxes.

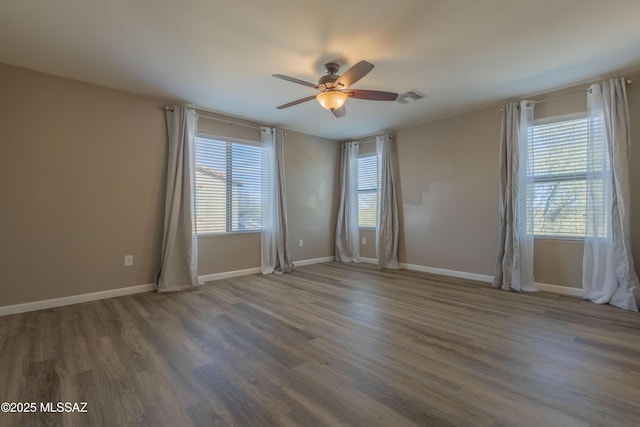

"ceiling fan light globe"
[317,91,348,110]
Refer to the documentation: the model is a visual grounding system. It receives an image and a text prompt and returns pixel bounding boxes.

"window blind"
[528,116,588,238]
[358,155,378,228]
[194,136,264,234]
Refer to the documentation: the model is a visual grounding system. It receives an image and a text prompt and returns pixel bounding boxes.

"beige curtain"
[335,142,360,262]
[493,102,536,292]
[261,127,294,274]
[583,78,640,311]
[376,135,401,269]
[156,106,199,292]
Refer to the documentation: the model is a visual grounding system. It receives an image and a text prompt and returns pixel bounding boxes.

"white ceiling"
[2,0,640,140]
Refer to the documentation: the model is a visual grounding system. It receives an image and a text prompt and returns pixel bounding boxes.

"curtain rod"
[347,134,395,144]
[499,79,633,112]
[526,89,585,105]
[164,106,262,130]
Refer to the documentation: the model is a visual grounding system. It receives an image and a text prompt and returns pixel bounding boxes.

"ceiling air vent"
[396,90,427,104]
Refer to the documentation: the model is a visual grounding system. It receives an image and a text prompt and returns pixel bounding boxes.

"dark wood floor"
[2,262,640,426]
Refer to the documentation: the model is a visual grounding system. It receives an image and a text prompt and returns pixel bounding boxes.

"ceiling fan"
[273,60,398,118]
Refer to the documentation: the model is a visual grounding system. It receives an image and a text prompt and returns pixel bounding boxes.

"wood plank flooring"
[2,262,640,426]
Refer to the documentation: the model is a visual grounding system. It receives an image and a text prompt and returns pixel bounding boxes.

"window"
[194,136,264,234]
[358,154,379,228]
[527,114,588,238]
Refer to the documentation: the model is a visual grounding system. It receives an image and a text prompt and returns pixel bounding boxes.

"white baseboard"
[294,256,335,267]
[198,267,261,283]
[0,283,156,317]
[199,256,337,283]
[359,257,378,264]
[400,262,582,297]
[535,282,583,297]
[401,263,494,283]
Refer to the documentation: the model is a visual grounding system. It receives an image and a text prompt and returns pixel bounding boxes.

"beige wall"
[628,73,640,288]
[396,106,500,275]
[197,232,261,274]
[284,131,339,262]
[0,64,339,307]
[359,229,377,260]
[196,109,262,142]
[395,70,640,288]
[0,63,167,306]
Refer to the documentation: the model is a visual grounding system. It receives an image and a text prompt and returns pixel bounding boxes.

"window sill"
[533,235,584,242]
[197,230,262,237]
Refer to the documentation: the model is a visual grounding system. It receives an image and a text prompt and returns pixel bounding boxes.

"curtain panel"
[376,135,401,269]
[583,78,640,311]
[335,142,360,262]
[261,127,294,274]
[492,102,536,292]
[156,106,199,292]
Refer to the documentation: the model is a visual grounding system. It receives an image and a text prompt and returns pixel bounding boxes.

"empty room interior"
[3,1,640,426]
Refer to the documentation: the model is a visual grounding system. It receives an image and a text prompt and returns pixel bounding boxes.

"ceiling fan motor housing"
[318,62,341,91]
[318,75,339,91]
[324,62,340,74]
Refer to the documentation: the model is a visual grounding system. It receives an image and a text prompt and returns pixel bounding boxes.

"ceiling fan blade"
[346,89,398,101]
[335,60,374,89]
[272,74,318,89]
[332,105,346,118]
[276,95,317,109]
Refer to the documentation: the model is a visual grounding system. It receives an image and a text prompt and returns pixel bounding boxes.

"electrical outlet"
[298,239,304,248]
[362,237,366,245]
[124,255,133,266]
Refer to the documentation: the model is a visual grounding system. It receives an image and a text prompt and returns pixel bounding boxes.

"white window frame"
[194,133,264,236]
